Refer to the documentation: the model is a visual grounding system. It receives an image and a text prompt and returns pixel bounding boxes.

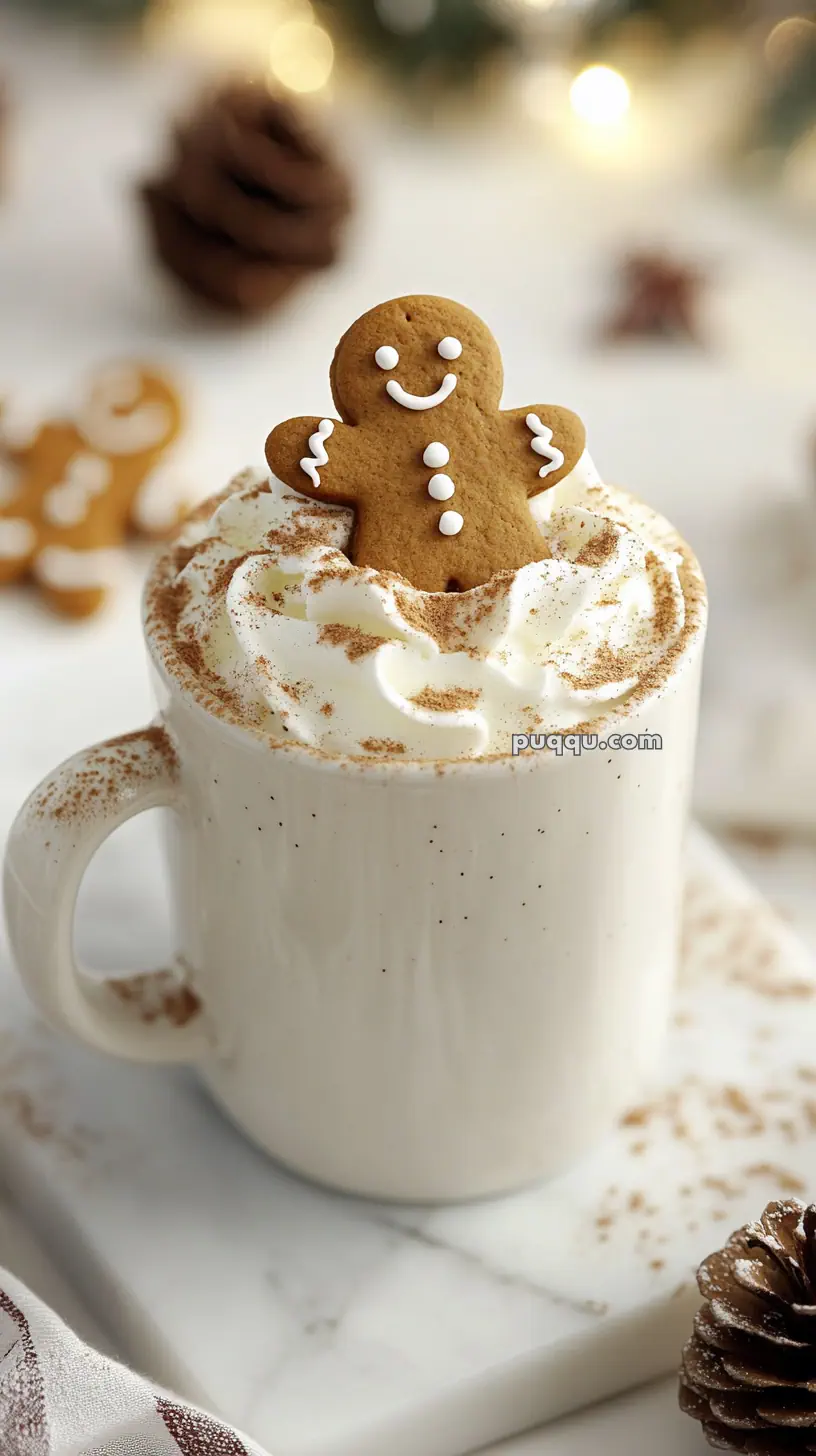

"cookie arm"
[502,406,586,497]
[265,416,358,505]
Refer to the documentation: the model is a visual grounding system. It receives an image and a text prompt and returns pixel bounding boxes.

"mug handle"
[3,724,212,1065]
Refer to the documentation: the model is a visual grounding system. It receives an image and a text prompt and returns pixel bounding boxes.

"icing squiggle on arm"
[300,419,335,488]
[526,414,565,480]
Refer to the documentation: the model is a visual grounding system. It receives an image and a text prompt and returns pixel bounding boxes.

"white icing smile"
[386,374,457,412]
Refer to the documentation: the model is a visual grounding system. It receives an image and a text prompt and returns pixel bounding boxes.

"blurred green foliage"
[585,0,749,41]
[756,16,816,151]
[7,0,150,20]
[318,0,514,87]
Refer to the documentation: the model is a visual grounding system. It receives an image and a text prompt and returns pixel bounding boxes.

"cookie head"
[330,295,503,425]
[78,364,183,459]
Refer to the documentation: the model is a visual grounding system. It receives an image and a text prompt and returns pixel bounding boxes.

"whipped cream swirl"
[168,456,688,759]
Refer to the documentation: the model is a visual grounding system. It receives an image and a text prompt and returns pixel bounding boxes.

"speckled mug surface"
[4,536,706,1201]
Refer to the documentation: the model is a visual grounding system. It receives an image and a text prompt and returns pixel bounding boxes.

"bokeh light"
[569,65,631,127]
[765,16,816,75]
[145,0,314,63]
[269,18,335,93]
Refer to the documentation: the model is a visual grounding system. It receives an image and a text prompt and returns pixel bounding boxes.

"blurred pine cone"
[679,1200,816,1454]
[141,82,353,316]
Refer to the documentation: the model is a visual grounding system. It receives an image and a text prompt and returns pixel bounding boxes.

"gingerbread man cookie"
[265,295,586,592]
[0,364,185,617]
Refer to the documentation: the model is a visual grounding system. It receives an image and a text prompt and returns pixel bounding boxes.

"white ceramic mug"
[4,543,706,1202]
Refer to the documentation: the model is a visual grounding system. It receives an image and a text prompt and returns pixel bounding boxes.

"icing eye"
[375,346,400,371]
[438,337,462,361]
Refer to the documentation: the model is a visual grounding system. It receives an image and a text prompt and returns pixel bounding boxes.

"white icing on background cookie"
[374,346,399,371]
[0,518,36,560]
[91,365,142,410]
[80,388,173,457]
[0,399,42,455]
[43,453,112,528]
[300,419,335,488]
[527,413,565,480]
[386,375,457,412]
[132,459,190,533]
[34,544,124,591]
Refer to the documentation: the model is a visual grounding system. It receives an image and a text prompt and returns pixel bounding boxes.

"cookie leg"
[39,584,109,619]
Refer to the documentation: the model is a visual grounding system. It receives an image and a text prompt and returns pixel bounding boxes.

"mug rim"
[142,500,708,783]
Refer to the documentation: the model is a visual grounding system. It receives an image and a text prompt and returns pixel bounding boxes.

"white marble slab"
[0,827,815,1456]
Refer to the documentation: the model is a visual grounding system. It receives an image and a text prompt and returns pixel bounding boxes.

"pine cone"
[141,82,353,315]
[679,1201,816,1454]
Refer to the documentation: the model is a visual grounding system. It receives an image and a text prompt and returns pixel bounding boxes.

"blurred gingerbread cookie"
[0,363,186,617]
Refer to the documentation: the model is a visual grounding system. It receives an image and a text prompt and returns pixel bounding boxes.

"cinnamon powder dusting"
[32,728,179,825]
[309,564,353,592]
[317,623,388,660]
[109,971,201,1028]
[646,550,682,641]
[105,725,179,774]
[265,523,338,555]
[359,738,406,755]
[562,643,638,692]
[208,552,264,599]
[575,521,619,568]
[394,572,513,654]
[411,686,482,713]
[393,589,467,652]
[279,680,304,702]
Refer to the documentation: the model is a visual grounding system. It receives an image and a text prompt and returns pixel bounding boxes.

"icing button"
[423,442,450,469]
[428,474,455,501]
[439,510,464,536]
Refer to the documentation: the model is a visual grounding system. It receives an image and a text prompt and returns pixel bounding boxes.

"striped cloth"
[0,1272,267,1456]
